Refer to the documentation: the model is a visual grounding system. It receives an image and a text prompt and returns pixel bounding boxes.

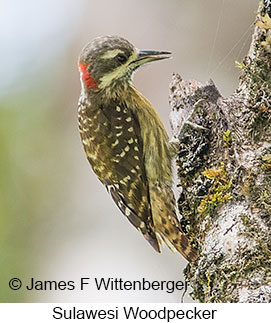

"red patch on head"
[78,62,98,90]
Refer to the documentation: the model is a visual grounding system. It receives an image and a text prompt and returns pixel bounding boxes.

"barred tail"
[150,185,198,263]
[162,226,198,263]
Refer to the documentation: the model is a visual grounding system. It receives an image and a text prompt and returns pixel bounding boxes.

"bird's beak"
[132,49,171,67]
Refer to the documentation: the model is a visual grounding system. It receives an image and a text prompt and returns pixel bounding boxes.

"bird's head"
[78,35,171,93]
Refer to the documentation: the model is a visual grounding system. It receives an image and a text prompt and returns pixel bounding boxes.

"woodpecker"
[78,35,197,262]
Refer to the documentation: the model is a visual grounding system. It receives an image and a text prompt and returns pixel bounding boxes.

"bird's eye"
[116,53,127,64]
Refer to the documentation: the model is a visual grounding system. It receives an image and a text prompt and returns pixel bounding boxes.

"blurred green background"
[0,0,257,302]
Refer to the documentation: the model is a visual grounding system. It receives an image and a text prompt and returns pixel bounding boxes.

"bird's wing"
[82,101,160,252]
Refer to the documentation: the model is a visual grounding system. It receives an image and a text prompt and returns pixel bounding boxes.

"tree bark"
[169,0,271,303]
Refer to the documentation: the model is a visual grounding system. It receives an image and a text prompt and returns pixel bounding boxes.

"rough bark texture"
[169,0,271,303]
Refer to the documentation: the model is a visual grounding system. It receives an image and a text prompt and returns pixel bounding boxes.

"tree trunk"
[169,0,271,303]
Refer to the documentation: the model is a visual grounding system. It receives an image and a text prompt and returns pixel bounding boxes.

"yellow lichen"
[198,163,232,214]
[261,154,271,171]
[256,13,271,50]
[263,190,269,200]
[223,130,232,147]
[202,162,226,179]
[256,13,271,30]
[235,61,248,71]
